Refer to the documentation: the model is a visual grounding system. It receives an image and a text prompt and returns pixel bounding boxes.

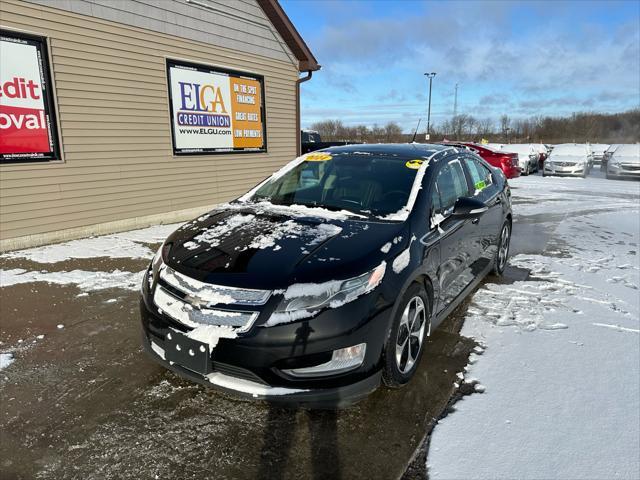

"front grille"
[160,265,271,306]
[620,164,640,171]
[153,285,259,332]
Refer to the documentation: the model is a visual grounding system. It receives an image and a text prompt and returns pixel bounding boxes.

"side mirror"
[452,197,488,219]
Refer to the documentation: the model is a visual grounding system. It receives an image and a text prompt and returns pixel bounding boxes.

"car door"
[462,156,503,270]
[429,158,476,314]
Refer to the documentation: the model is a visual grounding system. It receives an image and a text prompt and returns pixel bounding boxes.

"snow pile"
[185,212,343,252]
[0,268,144,292]
[247,221,342,251]
[182,325,237,350]
[428,175,640,480]
[226,200,362,221]
[465,257,575,331]
[392,236,416,274]
[1,223,180,263]
[159,267,236,305]
[192,213,256,248]
[0,353,15,371]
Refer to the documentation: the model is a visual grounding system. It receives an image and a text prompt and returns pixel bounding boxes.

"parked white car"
[543,143,592,178]
[606,144,640,180]
[498,144,539,175]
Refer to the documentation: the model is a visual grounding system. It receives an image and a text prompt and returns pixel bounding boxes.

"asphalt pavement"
[1,169,629,480]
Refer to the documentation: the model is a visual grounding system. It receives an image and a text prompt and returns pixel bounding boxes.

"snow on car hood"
[548,154,587,163]
[163,207,407,290]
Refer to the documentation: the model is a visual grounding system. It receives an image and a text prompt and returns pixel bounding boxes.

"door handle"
[472,218,480,225]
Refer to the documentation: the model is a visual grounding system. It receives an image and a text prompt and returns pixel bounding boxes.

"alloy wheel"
[498,223,511,271]
[395,296,428,374]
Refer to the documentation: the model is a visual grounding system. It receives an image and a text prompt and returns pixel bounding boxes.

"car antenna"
[411,118,422,143]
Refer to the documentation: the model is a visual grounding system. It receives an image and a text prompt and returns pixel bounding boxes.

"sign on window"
[166,59,267,155]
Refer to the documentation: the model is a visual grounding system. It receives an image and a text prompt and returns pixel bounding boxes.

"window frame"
[463,156,495,195]
[432,158,472,217]
[0,28,61,164]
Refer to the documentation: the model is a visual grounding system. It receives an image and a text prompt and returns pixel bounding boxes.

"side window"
[430,184,441,215]
[464,157,494,195]
[435,160,471,214]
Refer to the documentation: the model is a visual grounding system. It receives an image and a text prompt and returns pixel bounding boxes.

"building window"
[166,58,267,155]
[0,29,60,163]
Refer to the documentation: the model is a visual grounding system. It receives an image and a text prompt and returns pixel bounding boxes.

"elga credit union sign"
[167,59,266,155]
[0,30,60,162]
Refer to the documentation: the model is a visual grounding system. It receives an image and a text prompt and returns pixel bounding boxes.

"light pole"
[424,72,436,140]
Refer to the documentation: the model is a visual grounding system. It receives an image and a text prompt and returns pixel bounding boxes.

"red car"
[443,142,521,179]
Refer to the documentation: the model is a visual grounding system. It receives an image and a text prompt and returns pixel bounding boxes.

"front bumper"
[140,271,394,408]
[607,164,640,178]
[544,164,586,176]
[141,330,382,408]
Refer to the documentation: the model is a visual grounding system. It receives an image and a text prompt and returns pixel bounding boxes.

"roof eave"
[256,0,320,72]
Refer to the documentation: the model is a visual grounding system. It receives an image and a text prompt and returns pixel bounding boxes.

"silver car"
[606,144,640,180]
[543,143,592,178]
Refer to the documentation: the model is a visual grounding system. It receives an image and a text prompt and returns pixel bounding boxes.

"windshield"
[249,153,421,216]
[612,144,640,158]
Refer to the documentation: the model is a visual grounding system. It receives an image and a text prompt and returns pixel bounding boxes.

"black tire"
[492,221,511,276]
[382,283,431,388]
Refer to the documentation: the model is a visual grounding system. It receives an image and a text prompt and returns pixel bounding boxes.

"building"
[0,0,319,251]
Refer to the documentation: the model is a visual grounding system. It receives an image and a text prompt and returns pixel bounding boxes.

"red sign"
[0,30,59,162]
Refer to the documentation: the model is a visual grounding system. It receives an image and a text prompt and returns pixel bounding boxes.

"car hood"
[163,206,407,290]
[610,155,640,165]
[548,155,586,163]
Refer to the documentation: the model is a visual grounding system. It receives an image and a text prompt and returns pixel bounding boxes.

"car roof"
[321,143,454,159]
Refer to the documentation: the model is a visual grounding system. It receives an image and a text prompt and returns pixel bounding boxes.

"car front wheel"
[382,283,430,388]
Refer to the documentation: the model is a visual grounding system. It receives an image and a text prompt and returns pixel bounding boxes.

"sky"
[280,0,640,133]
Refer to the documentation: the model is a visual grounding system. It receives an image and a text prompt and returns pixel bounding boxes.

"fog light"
[283,343,366,378]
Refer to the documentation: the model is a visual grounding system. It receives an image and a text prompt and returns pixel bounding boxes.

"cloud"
[296,0,640,130]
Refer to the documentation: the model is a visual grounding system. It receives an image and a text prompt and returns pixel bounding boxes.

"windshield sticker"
[405,159,424,169]
[304,152,332,162]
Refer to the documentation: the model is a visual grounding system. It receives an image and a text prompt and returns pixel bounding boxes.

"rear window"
[251,153,423,216]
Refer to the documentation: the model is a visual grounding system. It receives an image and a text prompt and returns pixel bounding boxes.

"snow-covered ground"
[0,224,180,295]
[429,174,640,480]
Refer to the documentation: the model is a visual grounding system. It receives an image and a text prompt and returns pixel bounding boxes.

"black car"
[140,144,512,407]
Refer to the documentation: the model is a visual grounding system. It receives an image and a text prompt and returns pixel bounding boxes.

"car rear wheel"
[492,221,511,276]
[382,283,430,388]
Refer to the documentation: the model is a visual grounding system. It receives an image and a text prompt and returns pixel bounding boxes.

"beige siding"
[0,0,300,244]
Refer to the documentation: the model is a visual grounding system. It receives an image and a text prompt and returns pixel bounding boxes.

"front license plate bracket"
[165,330,211,375]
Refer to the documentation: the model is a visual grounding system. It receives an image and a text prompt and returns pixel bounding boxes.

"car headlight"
[275,262,386,314]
